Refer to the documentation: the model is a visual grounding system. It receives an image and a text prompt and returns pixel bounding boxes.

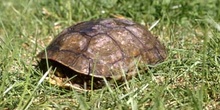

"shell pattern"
[37,18,166,89]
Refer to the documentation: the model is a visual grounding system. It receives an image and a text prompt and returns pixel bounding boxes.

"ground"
[0,0,220,109]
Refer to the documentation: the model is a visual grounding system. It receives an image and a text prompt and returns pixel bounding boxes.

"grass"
[0,0,220,109]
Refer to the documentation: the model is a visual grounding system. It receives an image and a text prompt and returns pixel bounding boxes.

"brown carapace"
[37,18,166,91]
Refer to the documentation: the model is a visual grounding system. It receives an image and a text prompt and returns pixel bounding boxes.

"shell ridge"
[105,33,125,58]
[124,26,146,50]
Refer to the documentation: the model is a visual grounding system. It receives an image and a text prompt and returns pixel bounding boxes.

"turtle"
[37,18,166,91]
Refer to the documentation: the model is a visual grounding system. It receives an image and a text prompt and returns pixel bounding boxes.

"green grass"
[0,0,220,109]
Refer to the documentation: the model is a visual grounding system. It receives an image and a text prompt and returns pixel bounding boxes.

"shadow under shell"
[37,59,111,90]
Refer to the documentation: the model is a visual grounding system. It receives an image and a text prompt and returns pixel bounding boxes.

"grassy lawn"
[0,0,220,109]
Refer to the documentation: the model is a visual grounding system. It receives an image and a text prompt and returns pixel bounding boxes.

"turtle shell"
[37,18,166,90]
